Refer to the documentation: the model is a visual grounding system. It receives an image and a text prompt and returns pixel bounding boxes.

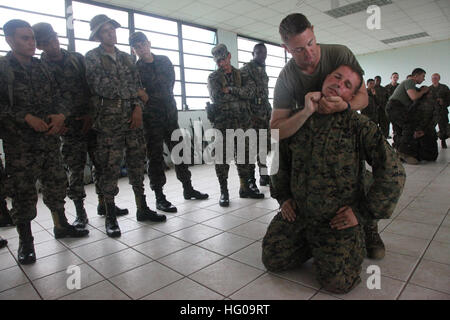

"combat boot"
[72,199,89,228]
[0,198,14,227]
[239,178,265,199]
[97,195,129,216]
[398,152,419,165]
[16,222,36,265]
[219,179,229,207]
[135,194,166,222]
[442,140,447,149]
[105,201,121,238]
[259,175,270,187]
[364,221,385,260]
[155,188,177,213]
[0,236,7,249]
[183,181,209,200]
[51,210,89,239]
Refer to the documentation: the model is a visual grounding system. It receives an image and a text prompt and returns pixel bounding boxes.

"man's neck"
[391,81,397,86]
[12,51,32,66]
[432,83,440,87]
[47,49,64,62]
[143,52,154,63]
[102,44,115,54]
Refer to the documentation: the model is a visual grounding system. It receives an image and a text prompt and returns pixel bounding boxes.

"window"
[237,36,289,106]
[182,24,217,110]
[1,0,218,112]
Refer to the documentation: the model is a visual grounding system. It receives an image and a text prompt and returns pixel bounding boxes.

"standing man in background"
[385,72,400,99]
[129,32,208,214]
[429,73,449,149]
[361,79,379,126]
[85,15,166,238]
[374,76,390,138]
[240,42,272,187]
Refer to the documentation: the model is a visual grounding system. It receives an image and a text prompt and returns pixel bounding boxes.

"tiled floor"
[0,140,449,300]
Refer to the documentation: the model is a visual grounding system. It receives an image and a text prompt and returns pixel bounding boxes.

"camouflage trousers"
[61,128,99,201]
[412,129,438,161]
[250,116,271,176]
[378,105,390,138]
[0,156,7,199]
[262,212,366,294]
[213,127,256,182]
[386,100,416,155]
[437,107,449,140]
[3,134,67,224]
[95,128,146,202]
[143,112,191,191]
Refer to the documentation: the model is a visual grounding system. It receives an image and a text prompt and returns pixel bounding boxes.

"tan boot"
[398,152,419,165]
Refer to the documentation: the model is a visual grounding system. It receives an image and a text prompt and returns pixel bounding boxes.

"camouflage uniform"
[263,110,405,294]
[429,84,449,141]
[385,83,398,100]
[374,84,390,137]
[41,49,98,201]
[207,66,255,182]
[240,59,272,176]
[409,92,441,161]
[361,89,379,125]
[0,52,69,224]
[136,55,191,190]
[85,45,146,203]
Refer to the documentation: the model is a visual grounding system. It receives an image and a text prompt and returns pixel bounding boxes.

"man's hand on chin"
[318,96,347,114]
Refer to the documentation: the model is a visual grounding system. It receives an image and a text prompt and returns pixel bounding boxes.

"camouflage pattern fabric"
[385,83,399,99]
[361,89,379,125]
[85,45,146,202]
[207,66,255,180]
[374,85,390,138]
[0,52,68,224]
[264,110,405,293]
[240,59,272,175]
[42,49,99,200]
[137,55,191,190]
[429,83,449,140]
[386,99,416,155]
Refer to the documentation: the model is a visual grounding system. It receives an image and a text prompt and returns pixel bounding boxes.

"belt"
[100,98,130,107]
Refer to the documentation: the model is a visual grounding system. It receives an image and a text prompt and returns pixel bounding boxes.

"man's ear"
[281,43,290,54]
[5,36,13,48]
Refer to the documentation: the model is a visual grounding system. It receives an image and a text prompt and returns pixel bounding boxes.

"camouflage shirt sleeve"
[270,139,293,206]
[230,68,257,100]
[357,115,406,219]
[208,72,238,104]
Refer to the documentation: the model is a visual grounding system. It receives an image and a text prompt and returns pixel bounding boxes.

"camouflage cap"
[129,31,148,47]
[211,44,229,62]
[32,23,57,44]
[89,14,121,41]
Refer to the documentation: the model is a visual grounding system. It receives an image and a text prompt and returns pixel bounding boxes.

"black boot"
[97,195,128,216]
[364,221,385,260]
[240,178,265,199]
[0,198,14,227]
[155,188,177,213]
[135,194,166,222]
[105,201,121,238]
[0,236,7,249]
[72,199,89,228]
[16,223,36,265]
[183,182,209,200]
[259,175,270,187]
[442,140,447,149]
[51,210,90,239]
[219,179,229,207]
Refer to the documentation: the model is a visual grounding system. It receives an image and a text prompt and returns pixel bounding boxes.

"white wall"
[217,29,239,68]
[356,40,450,86]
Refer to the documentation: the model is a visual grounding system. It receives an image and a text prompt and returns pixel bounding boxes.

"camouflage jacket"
[207,66,252,129]
[361,89,379,123]
[374,85,388,107]
[240,59,272,121]
[271,110,405,224]
[136,54,177,120]
[85,45,143,133]
[410,91,440,132]
[385,83,399,99]
[41,49,91,122]
[429,83,449,111]
[0,51,69,136]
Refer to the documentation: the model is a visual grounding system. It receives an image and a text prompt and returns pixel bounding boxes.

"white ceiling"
[97,0,450,55]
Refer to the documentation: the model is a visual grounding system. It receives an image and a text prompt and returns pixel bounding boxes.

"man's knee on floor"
[319,273,361,294]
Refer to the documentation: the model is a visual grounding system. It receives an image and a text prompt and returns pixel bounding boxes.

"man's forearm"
[271,108,314,140]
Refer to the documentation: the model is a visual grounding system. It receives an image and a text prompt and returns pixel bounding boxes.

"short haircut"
[374,75,381,80]
[367,79,374,84]
[3,19,31,37]
[279,13,312,43]
[391,72,399,76]
[412,68,426,76]
[253,42,266,52]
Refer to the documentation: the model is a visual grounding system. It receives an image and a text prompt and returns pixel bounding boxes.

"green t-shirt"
[389,79,416,107]
[273,44,364,110]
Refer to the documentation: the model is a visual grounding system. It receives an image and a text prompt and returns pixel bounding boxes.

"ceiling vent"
[325,0,393,18]
[381,32,430,44]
